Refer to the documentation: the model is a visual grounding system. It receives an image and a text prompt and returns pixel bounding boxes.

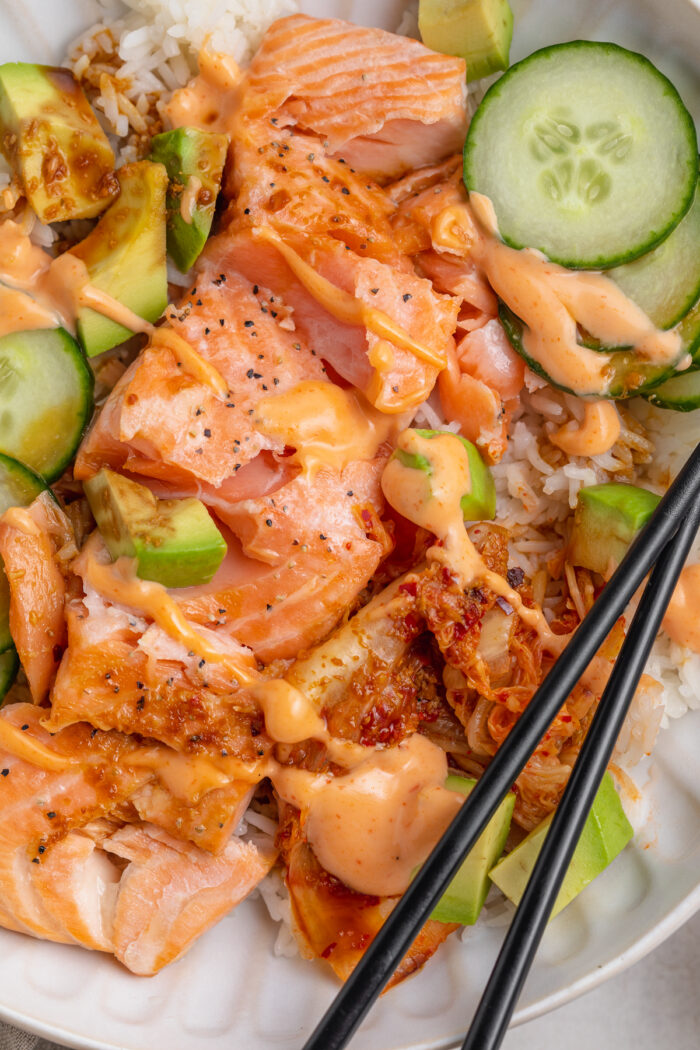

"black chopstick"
[461,490,700,1050]
[301,440,700,1050]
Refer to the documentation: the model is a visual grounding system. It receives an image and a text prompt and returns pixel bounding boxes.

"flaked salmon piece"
[76,268,325,489]
[416,250,498,321]
[224,123,402,266]
[0,703,149,944]
[30,830,120,951]
[130,780,254,855]
[391,167,466,255]
[49,582,269,758]
[438,322,525,463]
[386,155,462,205]
[279,808,456,985]
[105,822,276,975]
[211,230,458,413]
[0,493,74,703]
[246,15,467,182]
[178,459,393,662]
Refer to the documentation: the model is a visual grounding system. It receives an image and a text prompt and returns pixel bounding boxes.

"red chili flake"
[321,942,337,959]
[399,581,417,597]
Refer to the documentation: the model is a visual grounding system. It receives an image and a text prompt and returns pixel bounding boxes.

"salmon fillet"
[75,267,326,490]
[209,229,458,413]
[177,459,393,661]
[105,822,276,975]
[0,494,73,702]
[245,15,468,182]
[0,704,149,943]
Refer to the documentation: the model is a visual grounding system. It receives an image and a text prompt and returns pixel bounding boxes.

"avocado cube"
[489,772,633,918]
[394,429,496,521]
[0,63,118,223]
[431,775,515,925]
[570,483,661,577]
[418,0,513,82]
[84,468,227,589]
[149,127,228,273]
[70,160,168,357]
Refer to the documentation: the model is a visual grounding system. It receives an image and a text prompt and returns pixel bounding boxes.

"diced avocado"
[84,468,227,589]
[419,0,513,81]
[0,63,117,223]
[489,772,633,918]
[70,160,168,358]
[570,483,661,577]
[394,429,496,520]
[431,775,515,925]
[149,127,228,273]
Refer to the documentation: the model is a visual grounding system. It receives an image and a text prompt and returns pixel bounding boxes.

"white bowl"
[0,2,698,1048]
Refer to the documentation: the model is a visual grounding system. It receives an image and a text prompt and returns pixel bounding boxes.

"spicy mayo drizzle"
[432,196,684,395]
[0,220,227,395]
[254,380,399,476]
[382,429,557,645]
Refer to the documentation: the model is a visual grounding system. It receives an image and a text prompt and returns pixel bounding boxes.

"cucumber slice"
[0,452,49,653]
[0,648,18,703]
[679,300,700,362]
[463,41,698,269]
[0,328,94,481]
[499,303,673,398]
[609,171,700,329]
[644,366,700,411]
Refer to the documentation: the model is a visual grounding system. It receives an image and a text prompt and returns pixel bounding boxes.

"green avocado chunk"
[0,63,118,223]
[418,0,513,81]
[394,429,496,521]
[70,160,168,358]
[569,483,661,577]
[489,772,633,918]
[149,127,228,273]
[84,468,227,589]
[431,775,515,925]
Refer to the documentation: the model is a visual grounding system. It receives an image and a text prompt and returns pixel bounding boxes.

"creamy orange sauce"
[0,720,80,772]
[382,429,556,643]
[254,380,398,476]
[0,286,57,335]
[550,401,621,457]
[273,734,462,896]
[128,747,233,801]
[253,226,446,370]
[663,564,700,653]
[151,327,228,396]
[432,196,683,395]
[83,554,258,686]
[180,176,202,224]
[0,219,225,396]
[166,48,243,133]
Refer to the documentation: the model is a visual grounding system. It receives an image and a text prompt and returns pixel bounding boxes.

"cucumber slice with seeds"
[0,328,94,481]
[0,452,49,653]
[0,648,18,704]
[498,303,674,398]
[463,41,698,269]
[609,171,700,329]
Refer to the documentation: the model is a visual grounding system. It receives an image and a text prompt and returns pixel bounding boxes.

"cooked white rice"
[66,0,298,149]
